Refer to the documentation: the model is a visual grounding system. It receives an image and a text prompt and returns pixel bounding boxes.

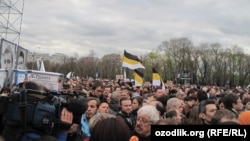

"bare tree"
[98,53,122,79]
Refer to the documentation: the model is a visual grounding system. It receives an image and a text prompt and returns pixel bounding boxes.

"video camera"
[1,86,87,135]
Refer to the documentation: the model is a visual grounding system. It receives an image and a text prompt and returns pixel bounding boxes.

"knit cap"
[238,111,250,125]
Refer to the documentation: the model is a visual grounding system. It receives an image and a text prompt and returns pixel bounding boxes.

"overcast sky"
[18,0,250,58]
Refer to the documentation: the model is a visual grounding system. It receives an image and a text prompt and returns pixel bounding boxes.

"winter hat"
[238,111,250,125]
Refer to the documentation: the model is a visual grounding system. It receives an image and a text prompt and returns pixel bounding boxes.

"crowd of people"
[1,77,250,141]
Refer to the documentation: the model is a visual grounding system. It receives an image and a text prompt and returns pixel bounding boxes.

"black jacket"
[116,111,135,132]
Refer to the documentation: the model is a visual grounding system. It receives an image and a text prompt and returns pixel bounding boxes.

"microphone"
[129,135,139,141]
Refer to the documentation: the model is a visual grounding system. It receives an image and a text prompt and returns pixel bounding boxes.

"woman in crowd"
[131,96,144,121]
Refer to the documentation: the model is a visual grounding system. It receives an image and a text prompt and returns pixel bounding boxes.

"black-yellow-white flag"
[152,68,166,90]
[133,69,143,86]
[122,50,145,70]
[152,68,161,86]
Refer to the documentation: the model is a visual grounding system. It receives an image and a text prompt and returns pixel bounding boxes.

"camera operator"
[63,96,89,141]
[2,81,87,141]
[19,107,73,141]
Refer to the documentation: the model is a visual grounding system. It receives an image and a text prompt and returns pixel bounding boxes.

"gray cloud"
[16,0,250,58]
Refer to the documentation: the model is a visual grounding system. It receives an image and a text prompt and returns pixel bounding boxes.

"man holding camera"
[2,81,88,141]
[18,107,73,141]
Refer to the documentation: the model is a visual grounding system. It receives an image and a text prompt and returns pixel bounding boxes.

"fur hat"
[238,111,250,125]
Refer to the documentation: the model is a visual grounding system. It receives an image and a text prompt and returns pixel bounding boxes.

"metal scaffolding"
[0,0,25,46]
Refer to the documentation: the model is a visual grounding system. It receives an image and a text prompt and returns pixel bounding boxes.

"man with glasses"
[133,105,159,141]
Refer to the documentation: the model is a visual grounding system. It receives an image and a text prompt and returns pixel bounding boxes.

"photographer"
[64,97,89,141]
[1,81,87,141]
[19,107,73,141]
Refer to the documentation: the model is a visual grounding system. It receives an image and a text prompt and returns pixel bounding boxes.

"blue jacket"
[81,112,99,137]
[81,114,91,137]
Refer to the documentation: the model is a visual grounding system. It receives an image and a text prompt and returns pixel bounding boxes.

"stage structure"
[0,0,25,46]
